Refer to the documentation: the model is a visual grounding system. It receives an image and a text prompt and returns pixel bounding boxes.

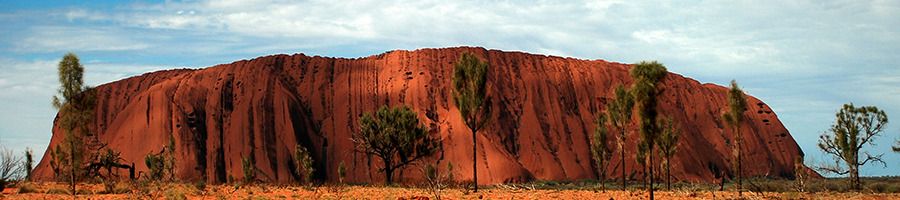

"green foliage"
[629,61,667,145]
[145,143,175,181]
[95,148,126,192]
[657,117,679,190]
[452,52,491,132]
[293,144,314,184]
[24,148,33,181]
[452,52,490,191]
[52,52,97,195]
[608,85,635,130]
[99,149,122,174]
[194,179,207,194]
[164,187,188,200]
[242,156,256,184]
[629,60,667,198]
[50,145,66,178]
[817,103,888,190]
[591,112,612,190]
[606,85,633,189]
[722,79,748,195]
[352,105,441,184]
[722,80,748,126]
[635,139,648,181]
[145,153,165,181]
[657,118,679,162]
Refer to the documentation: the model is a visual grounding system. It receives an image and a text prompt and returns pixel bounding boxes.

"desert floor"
[3,182,900,200]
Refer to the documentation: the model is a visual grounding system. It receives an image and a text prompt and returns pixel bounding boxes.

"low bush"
[164,188,187,200]
[46,187,69,194]
[242,156,256,184]
[17,182,38,193]
[194,179,207,194]
[75,188,93,195]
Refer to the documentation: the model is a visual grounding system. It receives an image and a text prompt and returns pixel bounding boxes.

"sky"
[1,0,898,176]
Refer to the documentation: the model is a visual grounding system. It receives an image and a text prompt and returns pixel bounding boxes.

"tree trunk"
[852,153,860,190]
[600,163,606,191]
[738,136,742,197]
[621,130,627,190]
[70,136,76,197]
[649,145,654,200]
[472,128,478,192]
[719,173,726,191]
[641,163,646,189]
[666,156,672,190]
[383,157,394,185]
[385,167,394,184]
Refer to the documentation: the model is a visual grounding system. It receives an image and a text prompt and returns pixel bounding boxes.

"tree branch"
[856,152,886,168]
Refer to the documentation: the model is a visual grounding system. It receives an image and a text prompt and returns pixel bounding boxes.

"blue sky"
[1,0,898,176]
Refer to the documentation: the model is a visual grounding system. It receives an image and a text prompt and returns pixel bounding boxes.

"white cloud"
[15,26,150,52]
[64,8,108,21]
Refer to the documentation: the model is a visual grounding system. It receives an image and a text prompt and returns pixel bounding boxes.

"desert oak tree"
[817,103,888,190]
[52,52,96,195]
[722,80,748,196]
[451,52,490,192]
[657,117,679,190]
[607,85,634,190]
[352,105,441,184]
[591,112,613,190]
[629,61,667,200]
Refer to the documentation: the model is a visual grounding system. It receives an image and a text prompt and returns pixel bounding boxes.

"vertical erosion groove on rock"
[33,47,808,184]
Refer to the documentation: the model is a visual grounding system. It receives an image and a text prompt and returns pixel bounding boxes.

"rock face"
[33,47,807,184]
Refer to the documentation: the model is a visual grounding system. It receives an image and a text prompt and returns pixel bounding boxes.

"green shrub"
[164,188,187,200]
[145,150,174,181]
[242,156,256,184]
[294,144,314,184]
[194,179,207,194]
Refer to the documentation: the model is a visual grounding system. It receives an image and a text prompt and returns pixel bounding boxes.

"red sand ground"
[4,182,899,200]
[34,47,809,185]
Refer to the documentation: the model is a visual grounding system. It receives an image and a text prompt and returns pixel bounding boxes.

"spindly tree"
[294,144,315,184]
[817,103,888,190]
[722,80,747,196]
[352,105,441,184]
[793,156,806,192]
[0,145,23,191]
[24,148,33,181]
[607,85,634,190]
[52,52,96,195]
[591,113,613,191]
[629,61,667,200]
[451,52,490,192]
[635,139,649,188]
[656,117,679,190]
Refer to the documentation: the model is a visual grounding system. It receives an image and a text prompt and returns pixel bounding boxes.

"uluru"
[31,47,807,185]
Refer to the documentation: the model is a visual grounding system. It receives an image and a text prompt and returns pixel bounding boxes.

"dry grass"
[0,179,898,199]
